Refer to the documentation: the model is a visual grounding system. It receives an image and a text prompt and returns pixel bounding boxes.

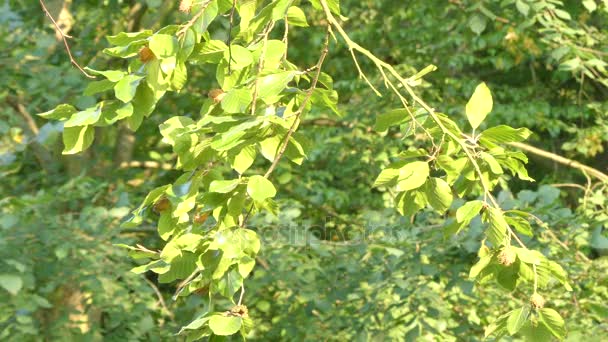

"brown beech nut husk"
[498,246,517,266]
[208,88,226,103]
[179,0,193,13]
[530,293,546,309]
[139,46,155,63]
[193,211,210,224]
[153,197,170,213]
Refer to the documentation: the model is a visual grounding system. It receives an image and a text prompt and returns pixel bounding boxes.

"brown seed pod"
[229,305,249,317]
[194,286,209,296]
[153,197,171,213]
[179,0,193,13]
[193,211,210,224]
[530,293,546,309]
[497,246,517,266]
[139,46,155,63]
[208,88,226,103]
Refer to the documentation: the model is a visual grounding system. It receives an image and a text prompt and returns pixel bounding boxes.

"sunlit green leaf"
[62,125,94,154]
[247,175,276,202]
[507,306,530,335]
[396,161,429,191]
[465,82,493,130]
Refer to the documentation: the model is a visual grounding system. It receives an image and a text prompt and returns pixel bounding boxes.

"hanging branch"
[240,28,331,228]
[509,142,608,183]
[39,0,95,78]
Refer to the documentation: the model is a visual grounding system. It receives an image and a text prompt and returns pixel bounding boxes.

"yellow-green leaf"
[62,125,94,155]
[465,82,493,130]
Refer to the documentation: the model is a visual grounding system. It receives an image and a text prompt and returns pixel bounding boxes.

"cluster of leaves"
[39,0,342,339]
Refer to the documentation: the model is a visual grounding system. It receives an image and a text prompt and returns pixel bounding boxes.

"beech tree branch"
[119,160,173,170]
[508,142,608,183]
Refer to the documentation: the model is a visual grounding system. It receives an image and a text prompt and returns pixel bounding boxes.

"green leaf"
[507,306,530,335]
[480,151,503,174]
[538,308,566,340]
[484,311,510,339]
[257,71,295,103]
[519,321,553,342]
[62,125,94,155]
[583,0,597,12]
[221,88,253,114]
[310,88,340,116]
[63,105,102,127]
[469,254,492,279]
[193,40,228,64]
[506,215,533,237]
[424,177,453,213]
[396,161,429,191]
[497,265,518,290]
[170,62,188,90]
[396,190,425,216]
[514,247,543,265]
[516,0,530,16]
[209,179,240,193]
[114,74,144,103]
[238,256,256,278]
[158,211,178,240]
[456,200,484,223]
[259,135,281,161]
[237,0,257,31]
[548,261,572,291]
[248,175,276,202]
[103,41,147,58]
[130,260,169,275]
[252,40,286,69]
[287,6,309,27]
[149,34,178,58]
[554,9,571,20]
[129,81,157,130]
[469,14,487,35]
[485,207,508,246]
[209,314,242,336]
[84,67,126,82]
[223,45,253,70]
[210,119,260,151]
[84,79,116,96]
[38,104,77,120]
[0,274,23,295]
[232,145,256,174]
[480,125,531,144]
[374,109,409,132]
[373,167,400,187]
[465,82,493,130]
[195,0,219,34]
[106,30,153,45]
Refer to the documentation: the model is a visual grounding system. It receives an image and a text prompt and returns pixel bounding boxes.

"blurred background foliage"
[1,0,607,340]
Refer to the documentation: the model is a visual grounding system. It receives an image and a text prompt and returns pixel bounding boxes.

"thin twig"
[282,14,289,64]
[6,96,39,135]
[39,0,95,78]
[240,29,331,228]
[251,22,275,115]
[227,0,237,74]
[173,268,201,300]
[263,30,331,178]
[119,160,174,170]
[143,276,175,320]
[237,284,245,305]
